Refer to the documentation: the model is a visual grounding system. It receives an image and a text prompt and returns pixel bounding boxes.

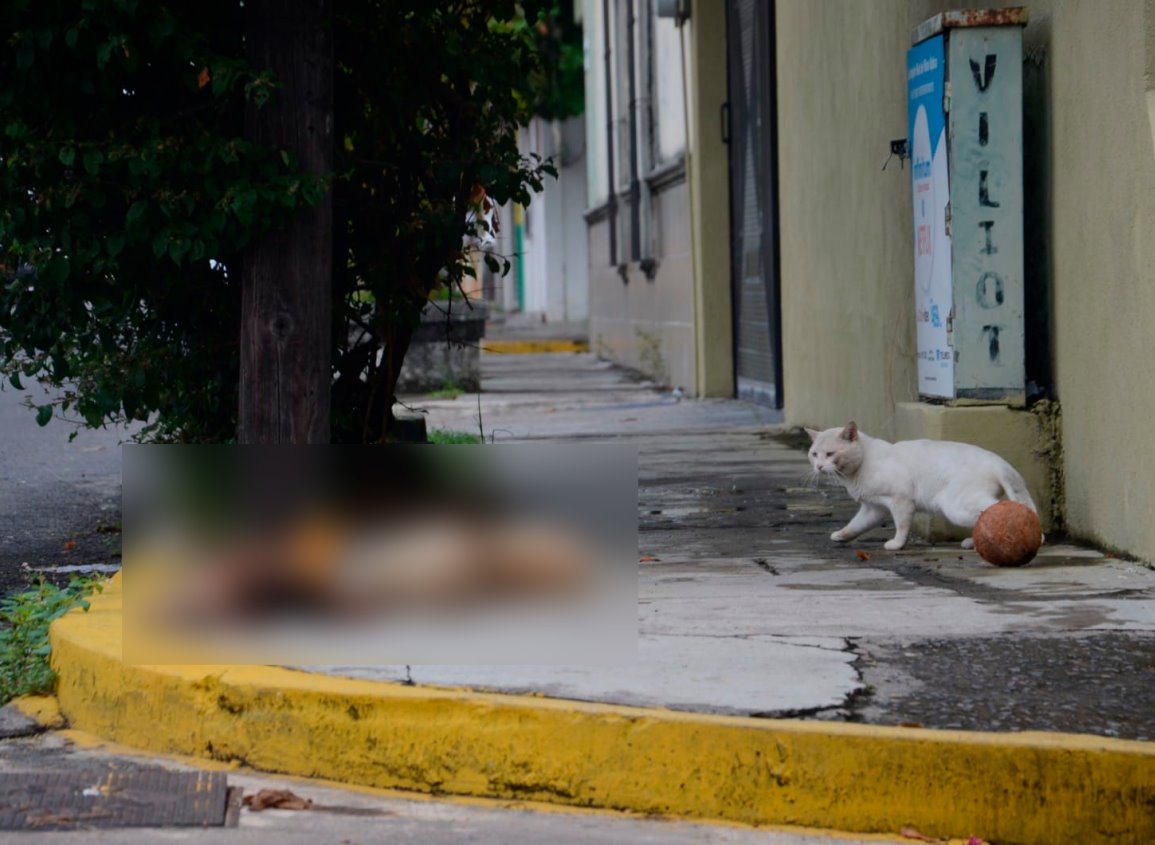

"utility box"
[908,8,1028,403]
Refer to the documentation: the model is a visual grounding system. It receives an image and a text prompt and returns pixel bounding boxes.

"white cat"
[805,421,1040,551]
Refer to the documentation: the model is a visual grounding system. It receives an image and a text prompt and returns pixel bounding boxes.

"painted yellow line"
[481,339,589,354]
[51,575,1155,844]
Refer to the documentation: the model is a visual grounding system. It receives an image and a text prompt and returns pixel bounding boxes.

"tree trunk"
[239,0,333,444]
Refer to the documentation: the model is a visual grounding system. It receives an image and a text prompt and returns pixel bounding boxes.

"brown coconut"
[972,500,1042,567]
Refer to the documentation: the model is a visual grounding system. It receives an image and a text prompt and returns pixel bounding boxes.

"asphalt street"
[0,380,128,595]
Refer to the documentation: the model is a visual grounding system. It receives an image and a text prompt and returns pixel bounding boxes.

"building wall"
[583,0,699,389]
[1046,0,1155,558]
[517,117,590,324]
[775,0,1155,561]
[588,174,696,389]
[558,116,591,324]
[775,0,919,438]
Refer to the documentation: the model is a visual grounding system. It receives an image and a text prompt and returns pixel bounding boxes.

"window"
[585,0,687,267]
[652,14,686,163]
[583,0,610,208]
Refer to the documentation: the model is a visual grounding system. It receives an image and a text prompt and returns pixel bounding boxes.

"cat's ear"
[805,428,820,443]
[840,421,859,442]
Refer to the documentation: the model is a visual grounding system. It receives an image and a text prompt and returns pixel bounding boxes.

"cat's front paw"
[884,538,906,551]
[961,537,975,550]
[830,530,849,543]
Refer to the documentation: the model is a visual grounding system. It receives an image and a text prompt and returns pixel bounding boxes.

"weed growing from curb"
[0,576,104,704]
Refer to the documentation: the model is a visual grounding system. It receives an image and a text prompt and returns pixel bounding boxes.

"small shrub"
[0,576,104,704]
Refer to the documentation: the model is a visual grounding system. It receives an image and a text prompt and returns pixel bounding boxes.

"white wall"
[518,117,590,323]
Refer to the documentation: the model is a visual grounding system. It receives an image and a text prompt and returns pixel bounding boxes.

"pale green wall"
[776,1,919,438]
[1046,0,1155,559]
[775,0,1155,562]
[687,0,734,397]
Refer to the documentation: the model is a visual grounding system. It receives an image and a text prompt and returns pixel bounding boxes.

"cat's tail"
[998,468,1046,546]
[998,468,1039,514]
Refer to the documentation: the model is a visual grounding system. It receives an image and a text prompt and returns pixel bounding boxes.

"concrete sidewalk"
[32,350,1155,843]
[385,352,1155,738]
[481,313,590,353]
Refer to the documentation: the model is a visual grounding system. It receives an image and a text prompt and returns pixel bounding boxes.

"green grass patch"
[0,575,104,704]
[428,429,482,445]
[426,385,465,400]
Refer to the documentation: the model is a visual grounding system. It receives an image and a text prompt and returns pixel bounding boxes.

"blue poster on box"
[907,35,953,398]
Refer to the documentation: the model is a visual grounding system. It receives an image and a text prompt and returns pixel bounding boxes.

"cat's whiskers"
[800,469,822,489]
[801,467,843,492]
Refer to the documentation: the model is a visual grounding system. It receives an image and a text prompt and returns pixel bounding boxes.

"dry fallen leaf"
[243,789,313,812]
[898,721,923,728]
[197,67,211,89]
[967,837,986,845]
[639,554,660,562]
[899,826,940,842]
[63,540,76,551]
[855,549,871,561]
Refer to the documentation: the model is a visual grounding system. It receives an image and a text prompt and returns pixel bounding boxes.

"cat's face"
[805,422,863,478]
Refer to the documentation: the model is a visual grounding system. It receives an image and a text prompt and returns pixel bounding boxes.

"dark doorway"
[726,0,782,407]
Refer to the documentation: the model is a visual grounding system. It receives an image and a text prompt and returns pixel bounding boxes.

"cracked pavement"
[309,352,1155,739]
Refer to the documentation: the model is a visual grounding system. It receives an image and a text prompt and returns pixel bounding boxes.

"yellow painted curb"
[52,575,1155,844]
[481,338,589,354]
[49,728,926,843]
[10,694,65,730]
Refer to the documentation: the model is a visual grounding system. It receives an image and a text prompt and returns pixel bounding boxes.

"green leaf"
[126,200,148,225]
[83,149,104,176]
[96,40,114,68]
[47,255,71,283]
[65,28,79,48]
[8,373,22,390]
[59,147,76,167]
[168,240,189,264]
[35,405,52,426]
[106,233,124,257]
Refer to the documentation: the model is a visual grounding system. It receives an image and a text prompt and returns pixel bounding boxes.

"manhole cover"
[0,767,237,831]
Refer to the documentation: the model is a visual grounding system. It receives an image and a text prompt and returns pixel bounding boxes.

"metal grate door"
[726,0,782,407]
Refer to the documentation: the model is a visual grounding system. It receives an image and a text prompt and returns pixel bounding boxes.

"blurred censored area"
[122,445,637,665]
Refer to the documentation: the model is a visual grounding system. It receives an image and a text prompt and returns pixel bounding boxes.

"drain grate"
[0,767,235,831]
